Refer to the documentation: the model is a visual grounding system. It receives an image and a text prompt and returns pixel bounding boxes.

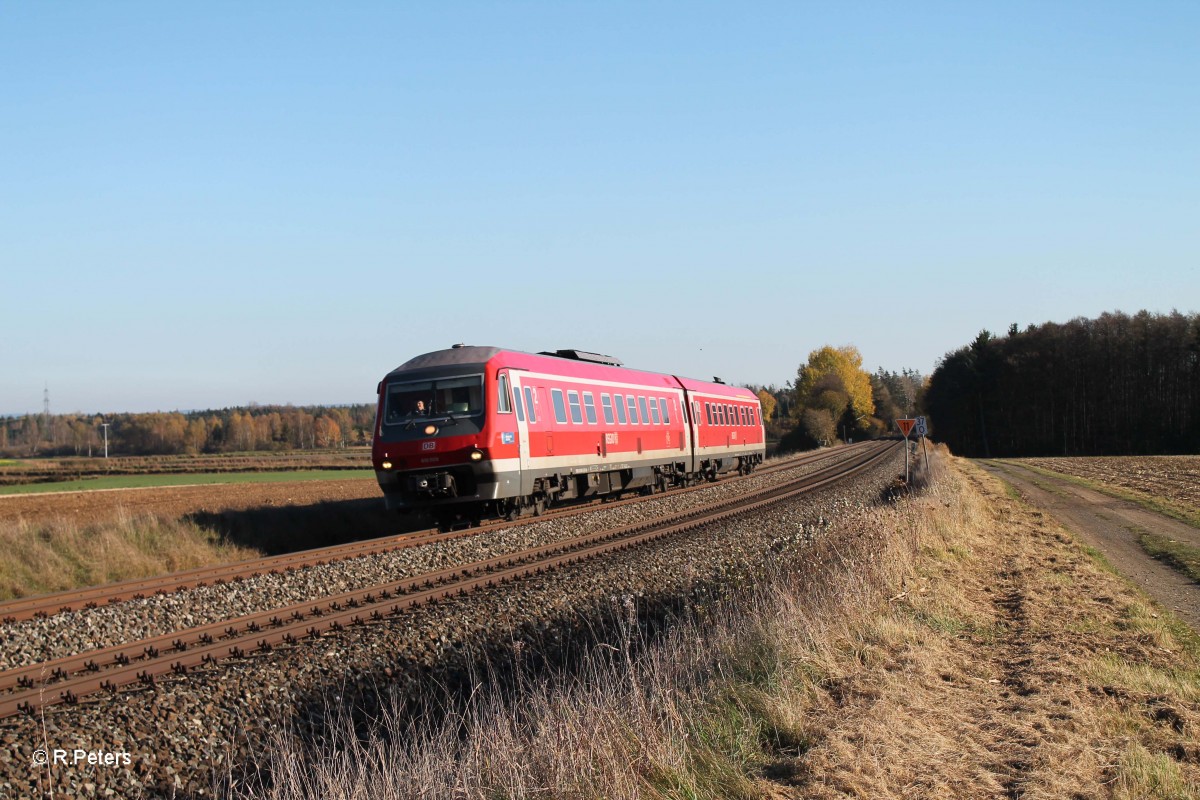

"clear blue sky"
[3,2,1197,415]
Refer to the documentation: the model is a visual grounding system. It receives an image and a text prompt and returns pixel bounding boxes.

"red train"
[372,345,765,528]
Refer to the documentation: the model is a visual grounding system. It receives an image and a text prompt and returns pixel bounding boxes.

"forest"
[923,310,1200,457]
[0,404,376,457]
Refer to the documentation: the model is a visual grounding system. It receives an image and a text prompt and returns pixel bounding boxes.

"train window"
[583,392,598,424]
[524,387,537,423]
[513,387,524,422]
[627,395,640,424]
[740,407,747,426]
[497,374,512,413]
[567,391,583,424]
[693,401,700,423]
[614,394,628,424]
[551,389,567,424]
[383,375,486,425]
[750,407,757,426]
[601,394,615,425]
[661,398,670,424]
[705,403,713,425]
[721,405,728,425]
[637,396,649,426]
[649,398,661,425]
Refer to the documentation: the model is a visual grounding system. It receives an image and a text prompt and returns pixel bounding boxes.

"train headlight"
[381,461,393,470]
[424,424,438,435]
[470,449,484,461]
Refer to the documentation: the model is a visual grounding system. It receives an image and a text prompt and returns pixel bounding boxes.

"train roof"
[387,346,756,400]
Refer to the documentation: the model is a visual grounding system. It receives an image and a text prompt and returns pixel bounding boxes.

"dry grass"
[231,446,1200,799]
[0,511,260,600]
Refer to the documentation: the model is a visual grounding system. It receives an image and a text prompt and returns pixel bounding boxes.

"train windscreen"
[383,375,484,424]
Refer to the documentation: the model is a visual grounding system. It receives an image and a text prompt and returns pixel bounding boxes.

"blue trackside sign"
[501,431,515,445]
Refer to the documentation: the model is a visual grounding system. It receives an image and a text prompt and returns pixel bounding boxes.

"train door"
[681,389,699,473]
[509,372,533,495]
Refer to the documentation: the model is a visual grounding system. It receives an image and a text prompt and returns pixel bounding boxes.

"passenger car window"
[627,395,640,424]
[601,394,615,425]
[567,391,583,424]
[615,394,627,424]
[551,389,567,424]
[514,387,524,422]
[583,392,598,424]
[524,387,537,423]
[661,398,670,424]
[649,398,661,425]
[706,403,713,425]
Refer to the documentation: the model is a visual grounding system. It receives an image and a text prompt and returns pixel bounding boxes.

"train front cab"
[372,348,524,523]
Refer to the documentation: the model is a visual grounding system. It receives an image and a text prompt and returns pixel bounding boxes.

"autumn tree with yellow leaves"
[755,389,778,424]
[782,345,877,449]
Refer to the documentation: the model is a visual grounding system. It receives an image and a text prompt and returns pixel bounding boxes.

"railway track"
[0,442,874,624]
[0,440,897,719]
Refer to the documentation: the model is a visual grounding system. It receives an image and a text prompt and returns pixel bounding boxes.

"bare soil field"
[1018,455,1200,520]
[0,476,382,525]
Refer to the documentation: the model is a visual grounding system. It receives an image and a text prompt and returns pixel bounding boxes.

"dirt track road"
[980,460,1200,629]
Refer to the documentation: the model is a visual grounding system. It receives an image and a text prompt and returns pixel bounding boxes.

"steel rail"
[0,444,869,624]
[0,441,897,719]
[0,443,888,697]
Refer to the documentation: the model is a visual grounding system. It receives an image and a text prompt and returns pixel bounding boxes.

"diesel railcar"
[371,345,764,528]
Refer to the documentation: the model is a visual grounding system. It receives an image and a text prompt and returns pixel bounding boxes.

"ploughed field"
[1016,455,1200,515]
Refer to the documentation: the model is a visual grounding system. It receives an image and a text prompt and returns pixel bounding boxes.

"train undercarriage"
[392,454,764,532]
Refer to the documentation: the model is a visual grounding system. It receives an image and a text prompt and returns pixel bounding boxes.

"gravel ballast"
[0,446,902,799]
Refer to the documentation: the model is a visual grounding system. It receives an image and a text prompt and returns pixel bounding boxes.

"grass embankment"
[0,513,261,600]
[248,451,1200,799]
[0,469,377,496]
